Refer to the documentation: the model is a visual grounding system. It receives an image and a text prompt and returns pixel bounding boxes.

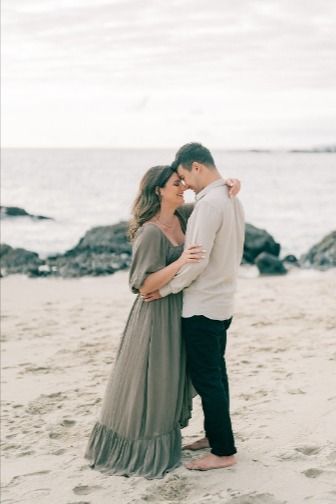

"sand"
[1,268,336,504]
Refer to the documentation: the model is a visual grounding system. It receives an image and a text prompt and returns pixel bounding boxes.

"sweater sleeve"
[159,201,222,297]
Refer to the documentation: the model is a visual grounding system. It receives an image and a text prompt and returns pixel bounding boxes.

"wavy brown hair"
[128,165,174,240]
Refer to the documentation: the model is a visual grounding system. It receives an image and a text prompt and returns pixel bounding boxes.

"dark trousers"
[182,315,237,457]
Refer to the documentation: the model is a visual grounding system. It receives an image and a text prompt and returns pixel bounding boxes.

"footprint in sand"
[48,430,63,439]
[21,365,53,375]
[287,388,306,395]
[23,470,50,477]
[67,501,90,504]
[73,485,102,496]
[8,472,51,486]
[302,468,324,478]
[226,493,286,504]
[277,449,307,462]
[18,449,35,457]
[61,418,76,427]
[26,392,67,415]
[52,448,66,455]
[20,488,51,498]
[142,474,191,502]
[295,446,321,456]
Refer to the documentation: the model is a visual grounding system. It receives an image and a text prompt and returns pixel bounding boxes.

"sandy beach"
[1,268,336,504]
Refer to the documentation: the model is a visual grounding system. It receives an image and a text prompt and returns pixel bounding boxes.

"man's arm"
[159,201,222,297]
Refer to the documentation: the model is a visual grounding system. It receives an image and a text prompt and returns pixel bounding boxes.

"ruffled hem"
[84,422,182,479]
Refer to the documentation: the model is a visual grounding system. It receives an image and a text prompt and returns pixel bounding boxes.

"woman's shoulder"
[135,221,165,241]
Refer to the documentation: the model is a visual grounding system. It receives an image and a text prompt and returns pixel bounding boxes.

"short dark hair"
[172,143,215,171]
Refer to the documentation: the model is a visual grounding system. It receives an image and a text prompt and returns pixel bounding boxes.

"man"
[147,143,245,471]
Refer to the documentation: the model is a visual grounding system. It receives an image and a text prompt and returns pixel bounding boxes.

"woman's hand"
[177,245,205,267]
[142,290,161,302]
[225,178,241,198]
[142,246,204,302]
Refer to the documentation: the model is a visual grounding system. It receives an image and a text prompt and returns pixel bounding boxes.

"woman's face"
[159,172,186,207]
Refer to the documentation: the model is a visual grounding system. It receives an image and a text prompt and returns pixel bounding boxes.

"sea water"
[1,148,335,258]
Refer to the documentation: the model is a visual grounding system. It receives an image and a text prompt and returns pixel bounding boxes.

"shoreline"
[1,263,334,283]
[2,218,335,278]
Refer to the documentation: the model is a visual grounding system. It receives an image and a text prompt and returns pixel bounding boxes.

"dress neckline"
[145,222,185,247]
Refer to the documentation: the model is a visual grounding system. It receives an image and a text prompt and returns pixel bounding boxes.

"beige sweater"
[159,179,245,320]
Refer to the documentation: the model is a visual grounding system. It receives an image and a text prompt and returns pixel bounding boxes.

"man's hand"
[141,290,162,302]
[225,178,241,198]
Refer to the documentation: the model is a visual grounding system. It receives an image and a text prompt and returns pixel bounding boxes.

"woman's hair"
[128,165,174,240]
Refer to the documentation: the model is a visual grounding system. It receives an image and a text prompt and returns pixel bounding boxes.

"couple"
[85,143,245,479]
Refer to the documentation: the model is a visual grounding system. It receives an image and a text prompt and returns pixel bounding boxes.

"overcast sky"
[2,0,336,148]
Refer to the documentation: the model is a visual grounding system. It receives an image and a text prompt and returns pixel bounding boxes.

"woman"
[84,165,240,478]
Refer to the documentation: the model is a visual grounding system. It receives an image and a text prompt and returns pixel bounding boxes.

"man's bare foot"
[185,453,236,471]
[182,437,210,451]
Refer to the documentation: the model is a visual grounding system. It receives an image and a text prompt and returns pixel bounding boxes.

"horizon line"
[1,144,336,152]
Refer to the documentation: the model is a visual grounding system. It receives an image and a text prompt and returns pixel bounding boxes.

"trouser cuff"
[211,447,237,457]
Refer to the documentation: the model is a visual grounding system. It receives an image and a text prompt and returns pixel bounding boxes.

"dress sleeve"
[129,224,167,294]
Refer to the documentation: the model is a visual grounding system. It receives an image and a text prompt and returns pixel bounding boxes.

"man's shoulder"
[197,190,244,224]
[206,184,229,199]
[199,185,230,210]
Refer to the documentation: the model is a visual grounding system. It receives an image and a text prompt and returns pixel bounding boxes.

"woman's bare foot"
[185,453,236,471]
[182,437,210,451]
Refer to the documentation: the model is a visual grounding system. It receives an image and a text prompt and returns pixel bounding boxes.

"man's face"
[177,164,202,193]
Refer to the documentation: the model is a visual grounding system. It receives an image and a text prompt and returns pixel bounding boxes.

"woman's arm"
[181,179,240,212]
[139,245,203,296]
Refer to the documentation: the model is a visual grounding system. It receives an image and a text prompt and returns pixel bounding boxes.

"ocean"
[1,148,335,259]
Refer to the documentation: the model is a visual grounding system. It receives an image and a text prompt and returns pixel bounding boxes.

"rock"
[46,222,132,277]
[1,220,293,278]
[1,206,30,218]
[0,243,45,276]
[301,231,336,269]
[243,224,281,264]
[0,206,53,220]
[255,252,287,275]
[65,222,131,256]
[282,254,299,264]
[281,254,300,272]
[46,252,130,278]
[1,222,132,278]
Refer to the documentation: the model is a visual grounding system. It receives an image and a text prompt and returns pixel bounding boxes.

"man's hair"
[172,143,215,171]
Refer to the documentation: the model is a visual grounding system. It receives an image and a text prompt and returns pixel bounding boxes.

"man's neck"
[199,169,222,192]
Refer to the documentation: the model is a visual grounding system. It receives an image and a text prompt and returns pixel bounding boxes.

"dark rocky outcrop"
[0,244,44,276]
[3,224,334,278]
[0,206,53,220]
[0,221,299,278]
[46,251,131,278]
[255,252,287,275]
[64,222,131,257]
[45,222,132,277]
[243,223,281,264]
[1,222,132,278]
[282,254,299,265]
[300,231,336,270]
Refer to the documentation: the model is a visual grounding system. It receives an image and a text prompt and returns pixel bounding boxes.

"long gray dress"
[85,206,194,479]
